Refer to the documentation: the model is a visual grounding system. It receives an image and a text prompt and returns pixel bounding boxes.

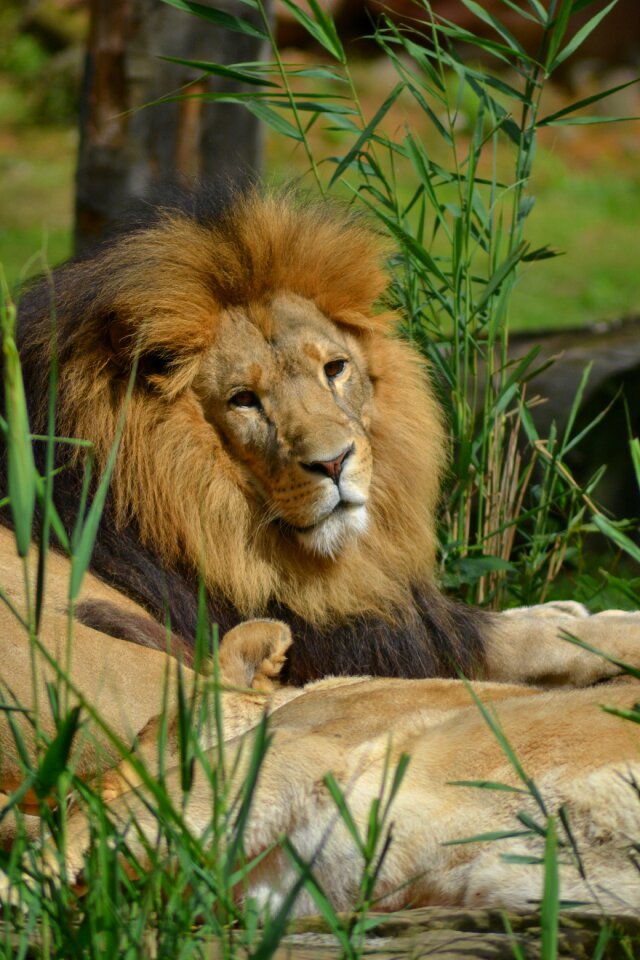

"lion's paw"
[220,619,292,690]
[590,609,640,620]
[502,601,591,620]
[100,762,141,804]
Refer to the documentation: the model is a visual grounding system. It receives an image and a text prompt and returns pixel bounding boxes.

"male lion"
[2,188,640,904]
[2,185,639,693]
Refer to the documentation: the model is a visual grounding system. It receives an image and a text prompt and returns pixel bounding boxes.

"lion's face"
[193,293,374,557]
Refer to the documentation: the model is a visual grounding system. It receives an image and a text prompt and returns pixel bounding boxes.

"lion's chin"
[295,504,369,559]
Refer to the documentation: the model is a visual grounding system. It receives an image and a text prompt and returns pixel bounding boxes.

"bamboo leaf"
[329,82,405,186]
[592,515,640,564]
[473,241,527,316]
[545,0,573,72]
[244,99,304,140]
[538,77,640,126]
[521,245,562,261]
[159,56,279,87]
[541,115,640,126]
[550,0,619,71]
[500,0,541,25]
[526,0,548,22]
[280,0,344,62]
[160,0,267,40]
[457,0,526,53]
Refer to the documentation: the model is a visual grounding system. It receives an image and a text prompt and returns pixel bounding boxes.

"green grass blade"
[631,437,640,492]
[560,630,640,680]
[34,705,82,799]
[448,779,529,793]
[540,816,559,960]
[282,837,353,955]
[501,911,528,960]
[443,828,534,845]
[69,362,137,601]
[600,705,640,724]
[35,272,58,631]
[226,714,273,874]
[324,772,366,856]
[1,294,36,559]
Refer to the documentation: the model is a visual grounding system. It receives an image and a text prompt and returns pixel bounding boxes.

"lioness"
[48,621,640,918]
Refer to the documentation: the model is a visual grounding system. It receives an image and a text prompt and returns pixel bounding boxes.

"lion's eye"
[324,359,347,381]
[230,389,260,409]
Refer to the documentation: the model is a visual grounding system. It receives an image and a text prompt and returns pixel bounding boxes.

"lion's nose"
[302,445,352,483]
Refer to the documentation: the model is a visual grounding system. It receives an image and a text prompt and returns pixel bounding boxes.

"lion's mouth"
[285,499,366,535]
[281,499,369,558]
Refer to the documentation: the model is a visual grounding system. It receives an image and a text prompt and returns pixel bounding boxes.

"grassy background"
[1,57,640,331]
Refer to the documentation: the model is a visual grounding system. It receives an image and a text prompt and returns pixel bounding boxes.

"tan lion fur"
[55,625,640,917]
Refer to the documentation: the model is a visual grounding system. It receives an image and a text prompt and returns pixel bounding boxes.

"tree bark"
[75,0,268,251]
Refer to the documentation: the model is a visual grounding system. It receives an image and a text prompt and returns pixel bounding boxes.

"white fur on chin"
[296,505,369,558]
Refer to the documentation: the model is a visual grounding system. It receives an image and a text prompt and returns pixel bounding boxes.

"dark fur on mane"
[1,184,490,683]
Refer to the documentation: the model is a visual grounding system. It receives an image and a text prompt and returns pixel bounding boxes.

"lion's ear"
[219,620,292,692]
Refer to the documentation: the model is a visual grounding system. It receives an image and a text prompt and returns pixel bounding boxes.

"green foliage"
[0,2,82,127]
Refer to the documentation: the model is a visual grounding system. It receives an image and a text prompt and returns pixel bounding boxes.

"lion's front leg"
[485,602,640,686]
[98,618,294,805]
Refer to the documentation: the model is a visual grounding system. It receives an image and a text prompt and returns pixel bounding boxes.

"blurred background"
[0,0,638,331]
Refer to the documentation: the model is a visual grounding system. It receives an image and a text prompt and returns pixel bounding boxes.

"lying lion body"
[2,531,640,911]
[53,624,640,918]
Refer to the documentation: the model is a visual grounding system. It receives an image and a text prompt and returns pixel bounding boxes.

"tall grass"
[1,1,640,957]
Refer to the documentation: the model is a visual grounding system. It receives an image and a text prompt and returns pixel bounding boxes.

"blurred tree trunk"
[75,0,268,252]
